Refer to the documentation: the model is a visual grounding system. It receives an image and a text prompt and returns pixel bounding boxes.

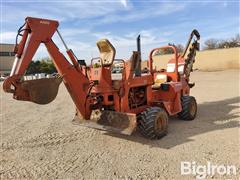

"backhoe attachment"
[3,17,136,135]
[3,17,91,120]
[3,17,63,104]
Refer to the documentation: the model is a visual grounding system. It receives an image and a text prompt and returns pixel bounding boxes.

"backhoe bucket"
[73,110,137,135]
[21,77,62,104]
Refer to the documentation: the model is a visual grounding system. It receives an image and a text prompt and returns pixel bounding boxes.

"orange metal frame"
[3,17,191,120]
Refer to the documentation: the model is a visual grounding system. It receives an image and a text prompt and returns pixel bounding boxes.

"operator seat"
[152,58,185,89]
[96,39,116,66]
[152,74,167,90]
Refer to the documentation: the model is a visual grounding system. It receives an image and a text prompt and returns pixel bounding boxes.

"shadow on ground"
[1,97,239,150]
[104,96,240,149]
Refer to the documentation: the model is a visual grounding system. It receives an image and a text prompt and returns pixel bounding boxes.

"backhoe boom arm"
[3,17,92,119]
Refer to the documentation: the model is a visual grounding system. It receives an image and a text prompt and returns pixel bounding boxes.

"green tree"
[26,57,56,75]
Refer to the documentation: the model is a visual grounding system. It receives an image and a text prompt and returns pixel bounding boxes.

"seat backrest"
[166,58,185,74]
[96,39,116,66]
[167,63,185,74]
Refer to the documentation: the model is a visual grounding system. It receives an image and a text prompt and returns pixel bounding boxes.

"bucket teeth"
[72,110,137,135]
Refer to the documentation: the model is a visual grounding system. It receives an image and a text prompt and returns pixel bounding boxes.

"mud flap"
[21,77,62,104]
[72,110,137,135]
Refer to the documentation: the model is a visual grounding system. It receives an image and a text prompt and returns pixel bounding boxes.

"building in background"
[0,44,15,76]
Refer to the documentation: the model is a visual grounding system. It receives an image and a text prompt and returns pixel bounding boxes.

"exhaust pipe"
[135,35,142,77]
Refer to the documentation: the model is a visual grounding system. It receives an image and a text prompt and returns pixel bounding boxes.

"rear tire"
[137,107,168,139]
[178,96,197,120]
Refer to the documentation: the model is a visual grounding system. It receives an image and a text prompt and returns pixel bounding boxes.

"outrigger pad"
[21,77,62,104]
[73,110,137,135]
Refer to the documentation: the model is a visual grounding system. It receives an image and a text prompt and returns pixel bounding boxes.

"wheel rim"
[155,113,167,132]
[189,100,197,117]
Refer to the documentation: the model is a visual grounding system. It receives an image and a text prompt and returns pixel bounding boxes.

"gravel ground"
[0,70,239,179]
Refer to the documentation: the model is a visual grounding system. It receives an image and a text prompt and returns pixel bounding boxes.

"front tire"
[178,96,197,120]
[137,107,168,139]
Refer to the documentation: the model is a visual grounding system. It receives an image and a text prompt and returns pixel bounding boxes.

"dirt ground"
[0,70,239,179]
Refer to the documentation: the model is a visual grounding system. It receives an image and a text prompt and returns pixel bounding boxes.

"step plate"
[72,110,137,135]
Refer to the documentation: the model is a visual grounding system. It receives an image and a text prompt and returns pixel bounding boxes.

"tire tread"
[178,96,197,121]
[137,107,168,139]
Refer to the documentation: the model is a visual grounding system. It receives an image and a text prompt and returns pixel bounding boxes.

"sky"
[0,0,239,62]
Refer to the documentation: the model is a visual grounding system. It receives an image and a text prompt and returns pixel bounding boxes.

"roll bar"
[148,45,179,79]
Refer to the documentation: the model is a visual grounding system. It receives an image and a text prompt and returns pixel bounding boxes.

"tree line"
[26,58,56,75]
[155,34,239,55]
[203,34,240,50]
[153,44,184,55]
